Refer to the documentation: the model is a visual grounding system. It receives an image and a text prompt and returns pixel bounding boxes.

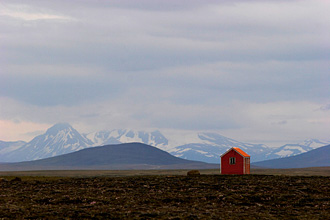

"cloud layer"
[0,0,329,146]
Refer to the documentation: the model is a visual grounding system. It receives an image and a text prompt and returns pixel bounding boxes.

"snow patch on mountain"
[275,150,294,157]
[299,139,330,149]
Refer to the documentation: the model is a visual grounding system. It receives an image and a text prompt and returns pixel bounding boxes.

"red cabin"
[220,147,250,175]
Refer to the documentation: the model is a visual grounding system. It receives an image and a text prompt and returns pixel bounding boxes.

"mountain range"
[86,128,274,162]
[253,144,330,168]
[264,139,330,160]
[0,123,329,163]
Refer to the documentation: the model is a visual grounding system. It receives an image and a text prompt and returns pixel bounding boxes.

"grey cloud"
[3,0,253,13]
[0,73,122,106]
[150,115,241,131]
[2,0,328,71]
[22,130,44,137]
[320,104,330,111]
[79,113,100,119]
[271,120,288,125]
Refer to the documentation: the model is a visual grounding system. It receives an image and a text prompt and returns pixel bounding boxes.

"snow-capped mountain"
[266,139,330,160]
[86,130,272,163]
[1,123,93,162]
[86,129,169,150]
[166,132,271,163]
[253,144,330,168]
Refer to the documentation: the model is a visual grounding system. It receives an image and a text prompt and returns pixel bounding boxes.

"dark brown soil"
[1,175,329,219]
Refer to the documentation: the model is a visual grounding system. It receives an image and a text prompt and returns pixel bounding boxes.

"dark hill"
[0,143,218,171]
[253,144,330,168]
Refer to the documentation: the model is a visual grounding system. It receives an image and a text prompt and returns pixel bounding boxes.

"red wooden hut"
[220,147,250,174]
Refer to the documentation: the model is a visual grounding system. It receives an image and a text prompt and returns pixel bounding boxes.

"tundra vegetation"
[0,169,330,219]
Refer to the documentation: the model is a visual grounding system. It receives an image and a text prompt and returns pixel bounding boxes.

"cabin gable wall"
[221,149,244,174]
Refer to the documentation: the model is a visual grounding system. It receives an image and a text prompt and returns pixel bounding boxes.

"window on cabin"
[229,157,236,165]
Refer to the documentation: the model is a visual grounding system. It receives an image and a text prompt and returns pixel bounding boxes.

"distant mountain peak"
[1,123,93,162]
[46,123,73,134]
[298,139,330,149]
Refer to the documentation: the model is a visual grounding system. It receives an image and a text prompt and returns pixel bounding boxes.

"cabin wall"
[244,157,250,174]
[221,150,244,174]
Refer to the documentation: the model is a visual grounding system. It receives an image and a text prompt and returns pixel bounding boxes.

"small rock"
[11,177,22,182]
[187,170,200,176]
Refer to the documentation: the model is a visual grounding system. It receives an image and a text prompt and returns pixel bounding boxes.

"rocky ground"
[1,175,329,219]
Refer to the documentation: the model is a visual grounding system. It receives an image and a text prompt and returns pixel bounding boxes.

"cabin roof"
[233,147,250,157]
[221,147,250,158]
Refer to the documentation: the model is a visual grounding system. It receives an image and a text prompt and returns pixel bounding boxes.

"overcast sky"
[0,0,329,147]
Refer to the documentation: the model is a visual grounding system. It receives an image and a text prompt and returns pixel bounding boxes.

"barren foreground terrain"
[1,174,329,219]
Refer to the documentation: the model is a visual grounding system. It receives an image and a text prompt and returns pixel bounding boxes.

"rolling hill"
[0,143,218,171]
[253,144,330,168]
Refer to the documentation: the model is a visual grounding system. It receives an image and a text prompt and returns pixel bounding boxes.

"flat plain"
[1,168,330,219]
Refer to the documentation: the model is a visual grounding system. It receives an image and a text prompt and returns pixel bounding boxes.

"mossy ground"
[1,174,329,219]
